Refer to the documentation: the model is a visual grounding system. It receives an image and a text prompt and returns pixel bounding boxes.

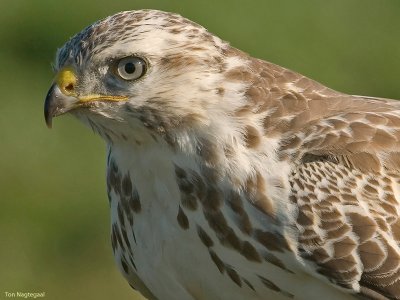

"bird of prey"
[44,9,400,300]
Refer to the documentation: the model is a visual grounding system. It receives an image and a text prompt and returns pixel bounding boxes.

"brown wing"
[276,92,400,298]
[290,158,400,299]
[233,53,400,298]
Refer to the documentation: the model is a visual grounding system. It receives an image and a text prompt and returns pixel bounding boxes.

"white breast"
[107,143,356,300]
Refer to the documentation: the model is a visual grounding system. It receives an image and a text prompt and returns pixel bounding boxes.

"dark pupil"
[124,62,136,74]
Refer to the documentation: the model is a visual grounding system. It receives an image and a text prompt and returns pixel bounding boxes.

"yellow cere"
[55,67,128,103]
[56,67,77,96]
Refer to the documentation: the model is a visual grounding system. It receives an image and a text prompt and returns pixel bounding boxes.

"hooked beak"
[44,67,128,128]
[44,83,79,128]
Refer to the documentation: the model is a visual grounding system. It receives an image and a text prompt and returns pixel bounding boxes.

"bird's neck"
[108,128,294,223]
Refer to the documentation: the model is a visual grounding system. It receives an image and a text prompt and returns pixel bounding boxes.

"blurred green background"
[0,1,399,299]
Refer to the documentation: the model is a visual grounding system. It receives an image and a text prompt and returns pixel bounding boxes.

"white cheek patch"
[98,65,109,76]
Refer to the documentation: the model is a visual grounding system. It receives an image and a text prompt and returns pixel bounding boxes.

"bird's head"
[44,10,251,146]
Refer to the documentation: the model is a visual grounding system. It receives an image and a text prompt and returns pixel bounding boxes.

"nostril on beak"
[64,83,74,92]
[60,80,76,96]
[56,67,77,96]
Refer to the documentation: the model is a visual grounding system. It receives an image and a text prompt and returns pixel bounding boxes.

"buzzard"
[44,9,400,300]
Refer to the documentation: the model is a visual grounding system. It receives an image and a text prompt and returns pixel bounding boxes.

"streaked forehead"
[55,9,207,70]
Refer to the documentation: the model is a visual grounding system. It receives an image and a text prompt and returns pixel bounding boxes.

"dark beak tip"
[44,83,77,128]
[44,84,56,129]
[44,102,53,129]
[45,118,53,129]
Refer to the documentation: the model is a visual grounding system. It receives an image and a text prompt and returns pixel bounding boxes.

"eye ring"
[116,56,147,81]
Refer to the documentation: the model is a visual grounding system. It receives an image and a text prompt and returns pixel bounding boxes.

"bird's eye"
[116,56,147,80]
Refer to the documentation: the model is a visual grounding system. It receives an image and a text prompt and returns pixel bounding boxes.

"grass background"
[0,1,399,299]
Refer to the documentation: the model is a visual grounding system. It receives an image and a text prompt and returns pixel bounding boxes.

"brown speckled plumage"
[46,9,400,300]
